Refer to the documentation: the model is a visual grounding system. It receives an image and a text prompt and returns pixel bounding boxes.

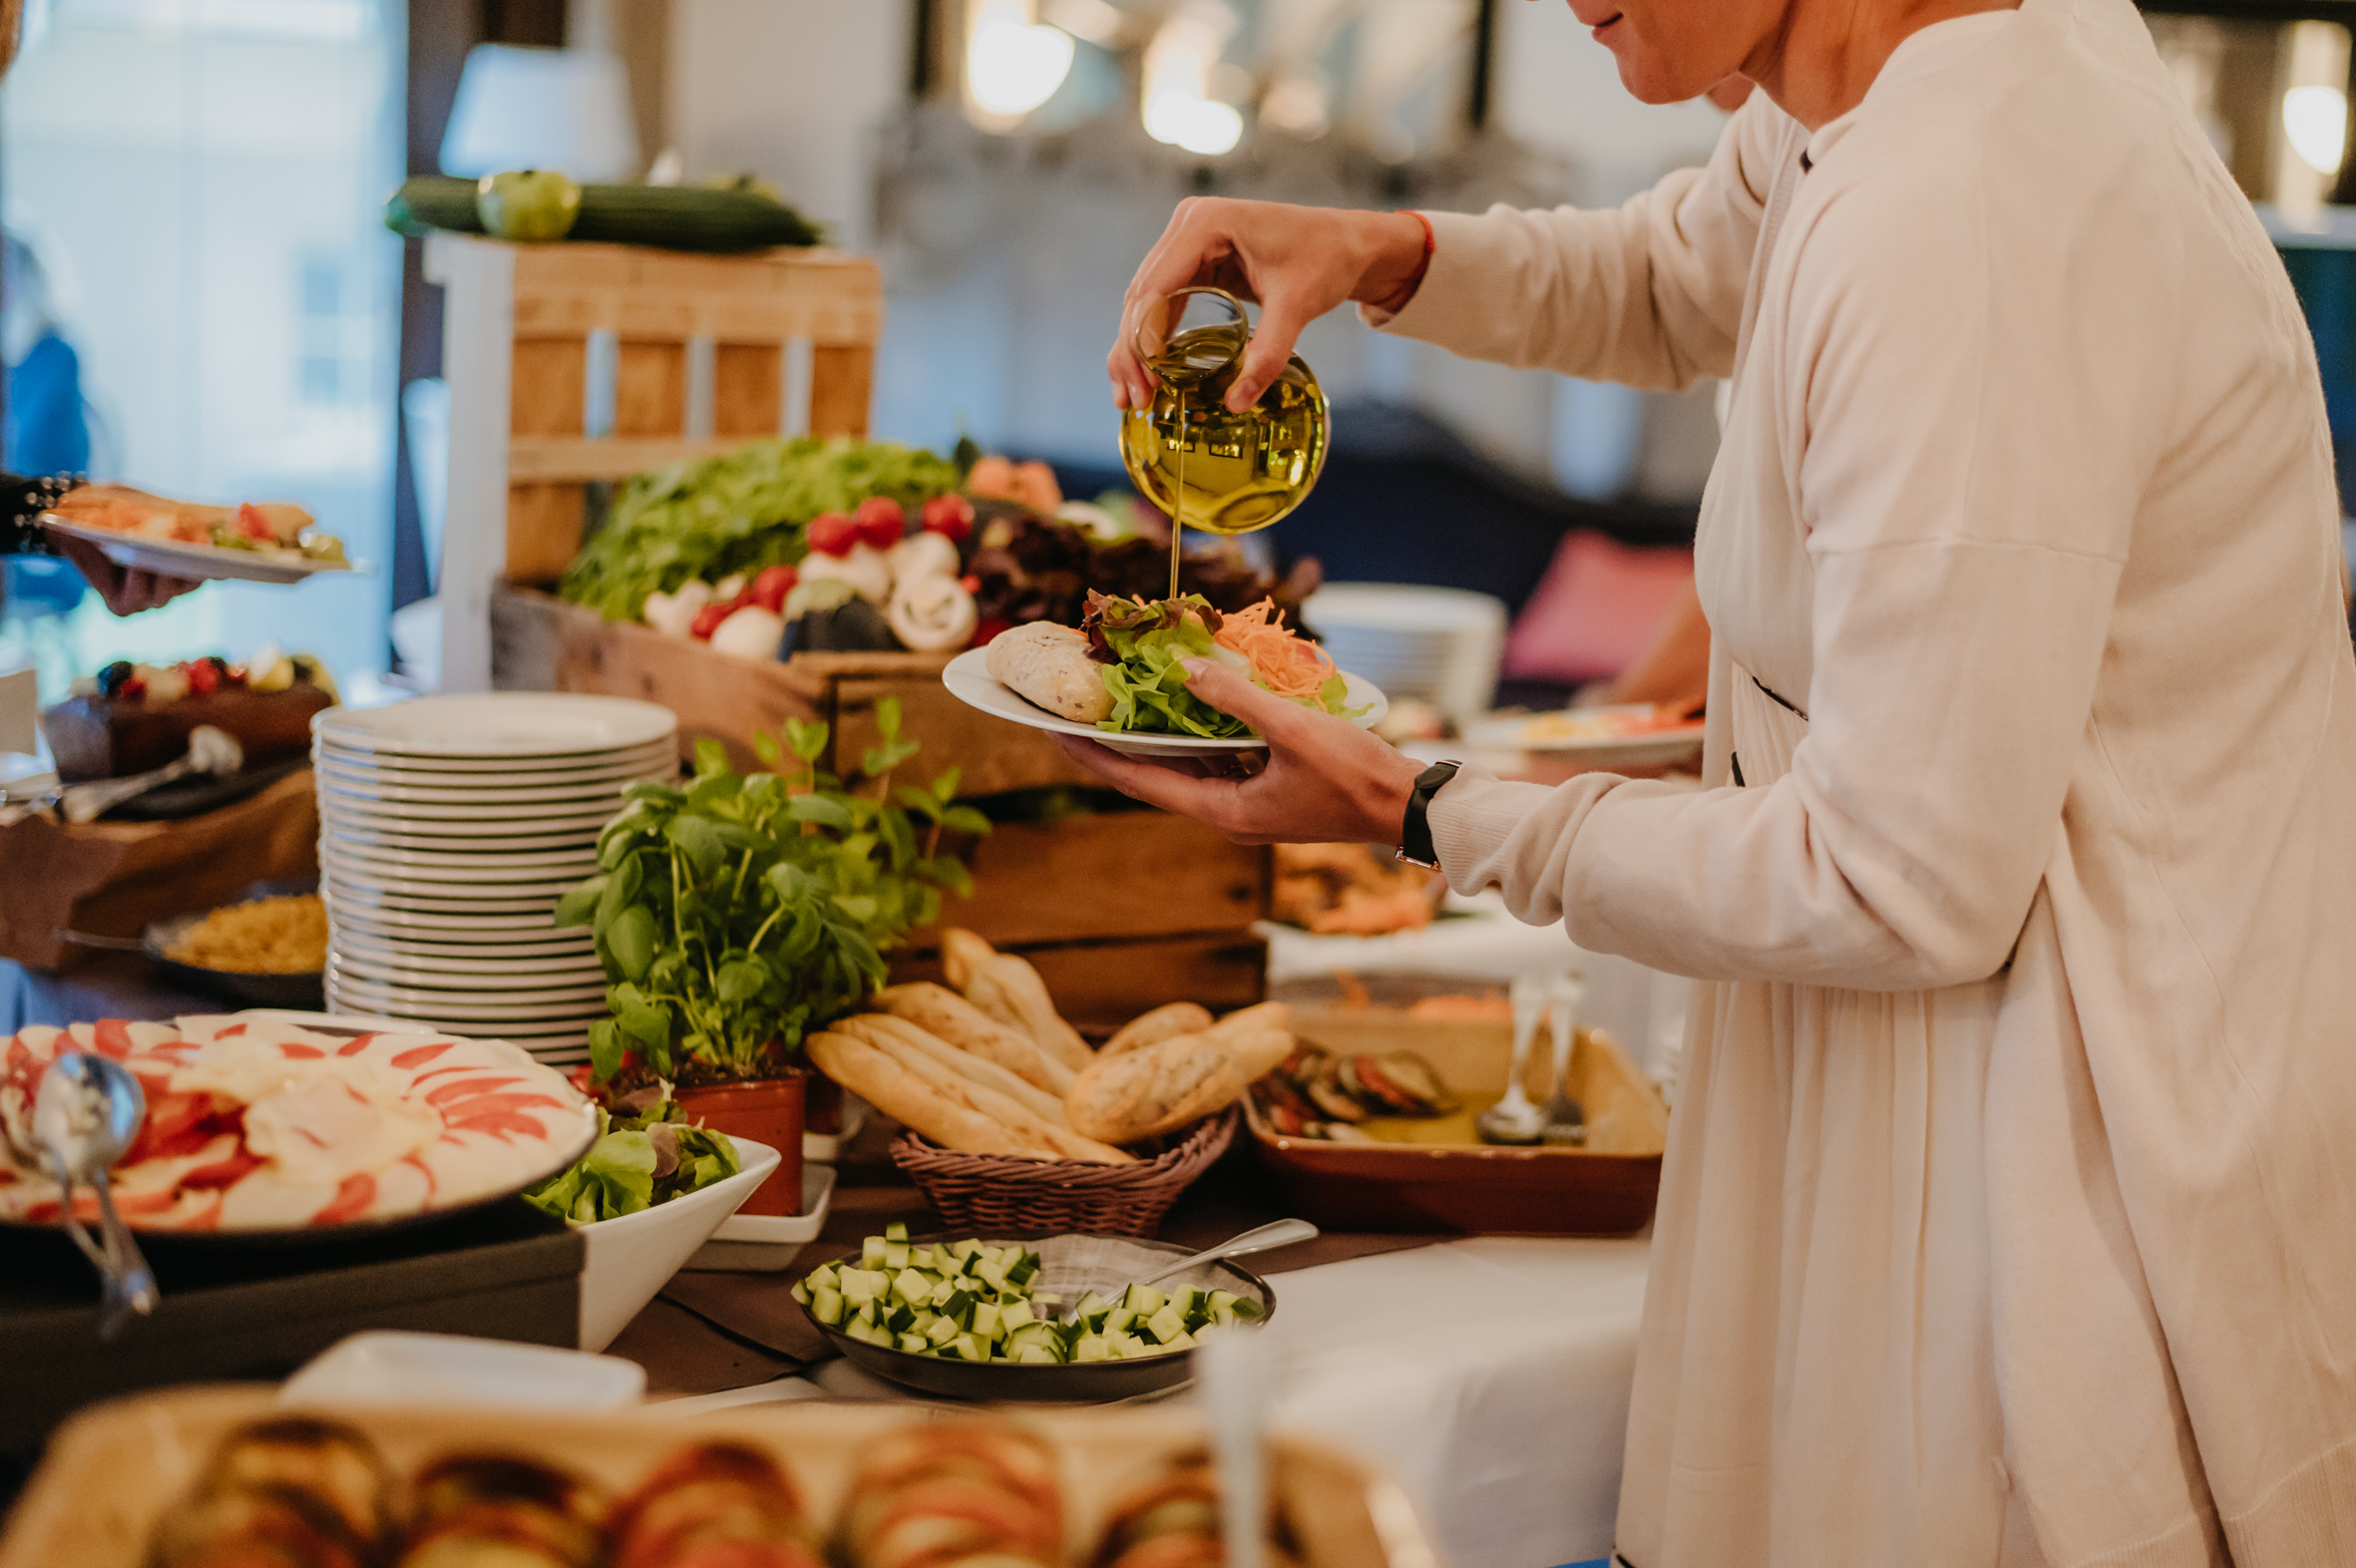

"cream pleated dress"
[1374,1,2356,1564]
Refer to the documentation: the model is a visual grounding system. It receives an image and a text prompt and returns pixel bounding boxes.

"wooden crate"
[428,236,883,693]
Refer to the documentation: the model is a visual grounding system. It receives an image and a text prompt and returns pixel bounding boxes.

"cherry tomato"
[234,503,273,542]
[922,493,976,544]
[185,658,220,695]
[690,600,733,639]
[751,564,797,612]
[853,495,905,550]
[807,511,858,558]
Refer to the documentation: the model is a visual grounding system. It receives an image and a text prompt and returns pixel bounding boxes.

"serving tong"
[25,1051,160,1337]
[1477,970,1588,1146]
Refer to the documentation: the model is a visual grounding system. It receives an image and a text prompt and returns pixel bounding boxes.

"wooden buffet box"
[492,587,1271,1024]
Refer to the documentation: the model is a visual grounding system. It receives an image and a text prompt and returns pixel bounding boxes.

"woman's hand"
[53,535,200,615]
[1053,657,1423,846]
[1111,198,1429,414]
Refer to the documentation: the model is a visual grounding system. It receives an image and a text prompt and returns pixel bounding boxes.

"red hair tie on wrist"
[1373,209,1436,314]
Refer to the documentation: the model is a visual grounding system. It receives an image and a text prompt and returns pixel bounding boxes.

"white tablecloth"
[1261,1237,1649,1568]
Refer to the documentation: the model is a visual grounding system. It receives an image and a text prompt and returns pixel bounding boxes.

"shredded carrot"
[1212,597,1337,700]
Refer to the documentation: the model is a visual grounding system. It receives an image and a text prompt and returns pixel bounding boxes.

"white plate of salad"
[946,594,1388,758]
[41,486,358,586]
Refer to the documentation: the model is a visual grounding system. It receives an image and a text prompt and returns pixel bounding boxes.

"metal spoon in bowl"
[1131,1217,1320,1288]
[1542,971,1588,1147]
[33,1051,160,1338]
[1476,974,1550,1145]
[59,724,243,824]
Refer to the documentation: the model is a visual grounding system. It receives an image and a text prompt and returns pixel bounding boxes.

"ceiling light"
[1145,93,1244,156]
[968,4,1075,120]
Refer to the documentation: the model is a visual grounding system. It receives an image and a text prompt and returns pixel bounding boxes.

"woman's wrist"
[1353,210,1435,311]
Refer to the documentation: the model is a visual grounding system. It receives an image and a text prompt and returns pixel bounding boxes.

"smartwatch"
[1395,759,1461,870]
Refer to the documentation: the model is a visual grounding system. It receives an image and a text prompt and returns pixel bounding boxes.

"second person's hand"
[1111,198,1430,414]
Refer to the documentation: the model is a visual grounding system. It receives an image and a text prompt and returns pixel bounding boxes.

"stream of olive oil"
[1169,382,1187,597]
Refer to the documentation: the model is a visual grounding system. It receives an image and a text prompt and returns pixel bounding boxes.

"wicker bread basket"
[888,1107,1239,1237]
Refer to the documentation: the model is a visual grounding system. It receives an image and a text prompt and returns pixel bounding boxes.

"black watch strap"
[1396,759,1461,870]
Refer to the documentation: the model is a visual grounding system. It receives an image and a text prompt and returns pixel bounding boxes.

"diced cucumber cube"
[840,1270,878,1304]
[898,1332,929,1354]
[1112,1333,1146,1358]
[1162,1328,1196,1350]
[812,1286,845,1328]
[884,1242,911,1272]
[1144,1305,1186,1344]
[893,1268,930,1304]
[1102,1305,1135,1335]
[943,1288,976,1324]
[1184,1305,1213,1334]
[886,1304,916,1334]
[978,1261,1008,1292]
[1033,1291,1060,1307]
[885,1222,909,1242]
[1005,1252,1040,1287]
[1207,1289,1238,1314]
[951,1333,983,1362]
[912,1245,938,1269]
[789,1280,811,1306]
[1230,1298,1265,1321]
[1075,1336,1112,1363]
[1123,1284,1166,1317]
[926,1315,961,1347]
[1013,1343,1055,1365]
[1076,1291,1107,1317]
[971,1302,1000,1340]
[998,1299,1034,1330]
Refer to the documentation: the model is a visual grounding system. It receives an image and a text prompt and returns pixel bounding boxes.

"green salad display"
[524,1095,742,1225]
[558,437,963,622]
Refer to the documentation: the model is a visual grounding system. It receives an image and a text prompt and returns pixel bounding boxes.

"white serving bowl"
[578,1135,781,1351]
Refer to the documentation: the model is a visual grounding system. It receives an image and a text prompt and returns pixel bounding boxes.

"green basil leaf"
[665,814,726,877]
[693,737,730,777]
[786,794,854,830]
[553,875,606,929]
[931,765,962,802]
[752,729,783,766]
[916,855,974,899]
[607,904,658,981]
[940,805,992,836]
[716,958,767,1004]
[589,1019,625,1082]
[785,716,830,764]
[625,780,686,805]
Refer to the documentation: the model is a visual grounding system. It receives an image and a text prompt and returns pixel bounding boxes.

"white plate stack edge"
[1300,584,1507,728]
[311,693,678,1068]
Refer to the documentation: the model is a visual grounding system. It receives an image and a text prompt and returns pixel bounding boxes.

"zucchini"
[385,175,822,251]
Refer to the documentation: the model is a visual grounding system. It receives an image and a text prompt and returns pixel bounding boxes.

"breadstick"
[872,982,1075,1095]
[848,1017,1129,1164]
[940,927,998,992]
[1206,1001,1291,1040]
[1104,1002,1214,1058]
[807,1030,1038,1159]
[843,1012,1066,1126]
[966,955,1093,1073]
[1063,1024,1299,1144]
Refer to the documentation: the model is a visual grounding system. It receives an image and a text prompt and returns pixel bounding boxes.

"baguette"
[1103,1001,1214,1058]
[966,954,1094,1073]
[940,927,998,992]
[1062,1024,1298,1144]
[845,1017,1130,1164]
[807,1029,1038,1159]
[1205,1001,1291,1040]
[843,1012,1067,1128]
[871,982,1075,1095]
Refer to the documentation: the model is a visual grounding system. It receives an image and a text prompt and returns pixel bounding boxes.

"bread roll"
[1104,1002,1214,1058]
[808,1030,1037,1159]
[985,622,1113,724]
[966,955,1093,1074]
[1062,1024,1297,1145]
[871,982,1075,1095]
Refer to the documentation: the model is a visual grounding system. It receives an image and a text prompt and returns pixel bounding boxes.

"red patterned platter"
[0,1013,596,1235]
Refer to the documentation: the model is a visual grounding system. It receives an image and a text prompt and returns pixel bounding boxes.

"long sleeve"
[1426,105,2180,991]
[1364,95,1789,390]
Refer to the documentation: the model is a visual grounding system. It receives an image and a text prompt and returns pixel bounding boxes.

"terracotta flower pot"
[673,1070,805,1217]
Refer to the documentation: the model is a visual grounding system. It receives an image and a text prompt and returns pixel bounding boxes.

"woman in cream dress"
[1065,0,2356,1563]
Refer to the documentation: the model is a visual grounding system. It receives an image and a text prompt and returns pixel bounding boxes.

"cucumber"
[385,175,823,251]
[861,1237,889,1271]
[884,1222,909,1242]
[811,1286,844,1328]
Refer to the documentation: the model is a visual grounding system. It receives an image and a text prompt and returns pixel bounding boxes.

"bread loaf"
[842,1016,1129,1164]
[966,955,1094,1074]
[843,1013,1066,1127]
[940,928,998,992]
[1104,1001,1214,1058]
[1063,1024,1297,1144]
[870,981,1075,1095]
[807,1029,1038,1159]
[985,622,1113,723]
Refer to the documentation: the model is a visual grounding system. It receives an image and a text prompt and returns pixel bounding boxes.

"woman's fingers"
[1225,293,1314,411]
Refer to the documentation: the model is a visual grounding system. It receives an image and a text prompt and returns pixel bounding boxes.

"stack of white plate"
[312,693,678,1067]
[1301,584,1507,726]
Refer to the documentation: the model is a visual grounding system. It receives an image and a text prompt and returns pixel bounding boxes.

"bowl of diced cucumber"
[790,1223,1274,1401]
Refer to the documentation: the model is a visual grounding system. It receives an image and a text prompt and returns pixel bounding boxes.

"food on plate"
[164,893,328,975]
[1092,1453,1303,1568]
[864,985,1075,1097]
[986,621,1116,723]
[1063,1004,1297,1145]
[405,1452,609,1566]
[795,1224,1263,1365]
[1490,701,1707,748]
[606,1442,823,1568]
[48,484,345,564]
[836,1417,1063,1565]
[523,1086,743,1225]
[1252,1044,1457,1139]
[0,1015,591,1230]
[965,504,1319,637]
[43,646,335,780]
[1271,843,1443,937]
[1081,592,1363,739]
[148,1416,398,1568]
[560,438,963,624]
[1102,1001,1215,1058]
[939,928,1093,1072]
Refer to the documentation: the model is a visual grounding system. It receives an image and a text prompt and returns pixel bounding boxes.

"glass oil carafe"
[1117,286,1331,595]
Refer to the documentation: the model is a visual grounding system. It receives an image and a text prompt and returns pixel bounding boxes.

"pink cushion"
[1501,530,1696,684]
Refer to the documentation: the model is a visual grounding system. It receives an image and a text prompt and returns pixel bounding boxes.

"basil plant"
[555,699,987,1083]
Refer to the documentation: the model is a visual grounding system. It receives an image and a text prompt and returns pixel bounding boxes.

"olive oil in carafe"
[1119,307,1330,596]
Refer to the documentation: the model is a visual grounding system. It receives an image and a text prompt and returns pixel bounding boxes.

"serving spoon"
[1542,971,1588,1147]
[1476,974,1550,1145]
[33,1051,161,1338]
[59,724,243,825]
[1132,1217,1320,1287]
